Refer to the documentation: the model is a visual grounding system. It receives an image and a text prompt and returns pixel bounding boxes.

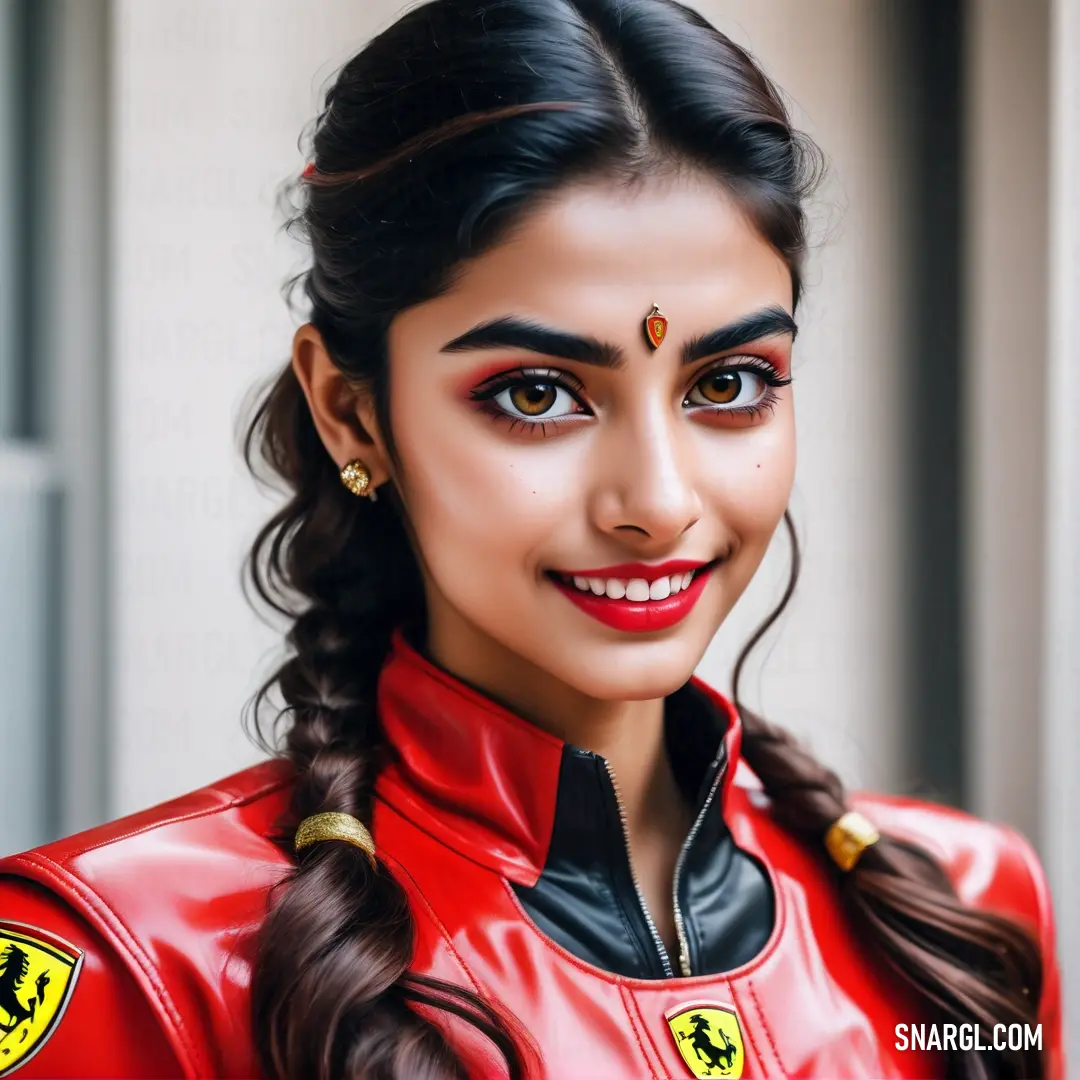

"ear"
[290,323,391,491]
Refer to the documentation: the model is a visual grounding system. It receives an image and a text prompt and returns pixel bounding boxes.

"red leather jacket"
[0,630,1064,1078]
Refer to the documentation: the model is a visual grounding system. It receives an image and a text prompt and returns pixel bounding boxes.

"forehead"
[438,172,793,329]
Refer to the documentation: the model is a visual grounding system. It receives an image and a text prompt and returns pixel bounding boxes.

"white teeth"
[649,576,671,600]
[564,569,706,599]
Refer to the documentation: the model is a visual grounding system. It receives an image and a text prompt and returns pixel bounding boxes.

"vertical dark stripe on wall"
[11,0,47,438]
[902,0,966,808]
[5,0,30,437]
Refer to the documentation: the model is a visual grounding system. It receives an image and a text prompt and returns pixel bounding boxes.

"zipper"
[602,743,728,980]
[602,758,675,978]
[670,743,728,977]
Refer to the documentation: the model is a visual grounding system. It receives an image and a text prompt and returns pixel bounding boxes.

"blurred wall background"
[0,0,1075,1058]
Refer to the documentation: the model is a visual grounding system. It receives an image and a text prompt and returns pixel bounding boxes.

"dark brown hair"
[243,1,1044,1077]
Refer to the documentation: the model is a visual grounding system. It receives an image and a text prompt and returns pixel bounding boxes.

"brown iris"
[510,383,557,416]
[694,370,741,405]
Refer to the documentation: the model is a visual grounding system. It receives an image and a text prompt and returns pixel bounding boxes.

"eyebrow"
[438,304,798,369]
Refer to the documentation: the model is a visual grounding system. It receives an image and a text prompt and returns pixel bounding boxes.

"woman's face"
[379,171,796,705]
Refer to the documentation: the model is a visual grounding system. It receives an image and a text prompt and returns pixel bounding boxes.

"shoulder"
[849,792,1065,1077]
[2,757,295,918]
[0,760,294,1078]
[848,791,1050,927]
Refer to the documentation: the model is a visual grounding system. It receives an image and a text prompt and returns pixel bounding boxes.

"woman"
[0,0,1062,1077]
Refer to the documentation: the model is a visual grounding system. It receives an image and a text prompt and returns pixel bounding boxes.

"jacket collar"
[374,627,745,887]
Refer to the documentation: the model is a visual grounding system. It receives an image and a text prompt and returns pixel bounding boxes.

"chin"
[549,635,710,702]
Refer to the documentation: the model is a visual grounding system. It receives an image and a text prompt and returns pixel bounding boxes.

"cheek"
[388,387,583,582]
[700,416,795,540]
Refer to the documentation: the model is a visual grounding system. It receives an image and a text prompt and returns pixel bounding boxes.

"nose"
[590,403,702,546]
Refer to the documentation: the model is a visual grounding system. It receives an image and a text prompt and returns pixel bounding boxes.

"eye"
[685,368,767,409]
[468,367,590,434]
[491,381,580,420]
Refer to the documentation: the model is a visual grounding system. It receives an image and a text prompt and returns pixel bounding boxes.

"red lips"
[549,559,717,633]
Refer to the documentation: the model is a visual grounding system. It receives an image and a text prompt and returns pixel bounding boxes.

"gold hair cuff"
[295,812,378,868]
[824,810,880,872]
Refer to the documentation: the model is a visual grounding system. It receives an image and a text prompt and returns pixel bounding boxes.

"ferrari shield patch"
[665,999,745,1078]
[0,921,82,1075]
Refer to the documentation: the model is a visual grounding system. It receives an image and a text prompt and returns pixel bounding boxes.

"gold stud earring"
[340,459,377,500]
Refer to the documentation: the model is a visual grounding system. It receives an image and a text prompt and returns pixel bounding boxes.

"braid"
[734,512,1044,1080]
[244,370,529,1080]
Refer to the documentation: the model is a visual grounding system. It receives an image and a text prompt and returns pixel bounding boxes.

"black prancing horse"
[0,944,50,1036]
[678,1012,738,1075]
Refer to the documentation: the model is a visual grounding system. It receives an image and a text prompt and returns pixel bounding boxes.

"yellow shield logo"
[0,921,82,1075]
[665,999,745,1078]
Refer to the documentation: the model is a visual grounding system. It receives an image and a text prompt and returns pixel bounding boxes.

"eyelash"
[468,358,792,435]
[468,367,587,436]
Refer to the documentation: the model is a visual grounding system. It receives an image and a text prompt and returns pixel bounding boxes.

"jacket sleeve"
[0,873,183,1078]
[1002,827,1065,1080]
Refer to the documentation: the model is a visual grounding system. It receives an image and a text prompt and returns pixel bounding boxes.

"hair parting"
[243,2,1045,1078]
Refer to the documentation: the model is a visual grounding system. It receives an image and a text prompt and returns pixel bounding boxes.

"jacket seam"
[5,851,204,1078]
[376,804,550,1073]
[747,977,786,1075]
[375,784,543,886]
[619,984,663,1079]
[500,879,628,985]
[513,870,653,977]
[379,850,487,999]
[58,775,293,860]
[378,850,552,1075]
[716,816,789,981]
